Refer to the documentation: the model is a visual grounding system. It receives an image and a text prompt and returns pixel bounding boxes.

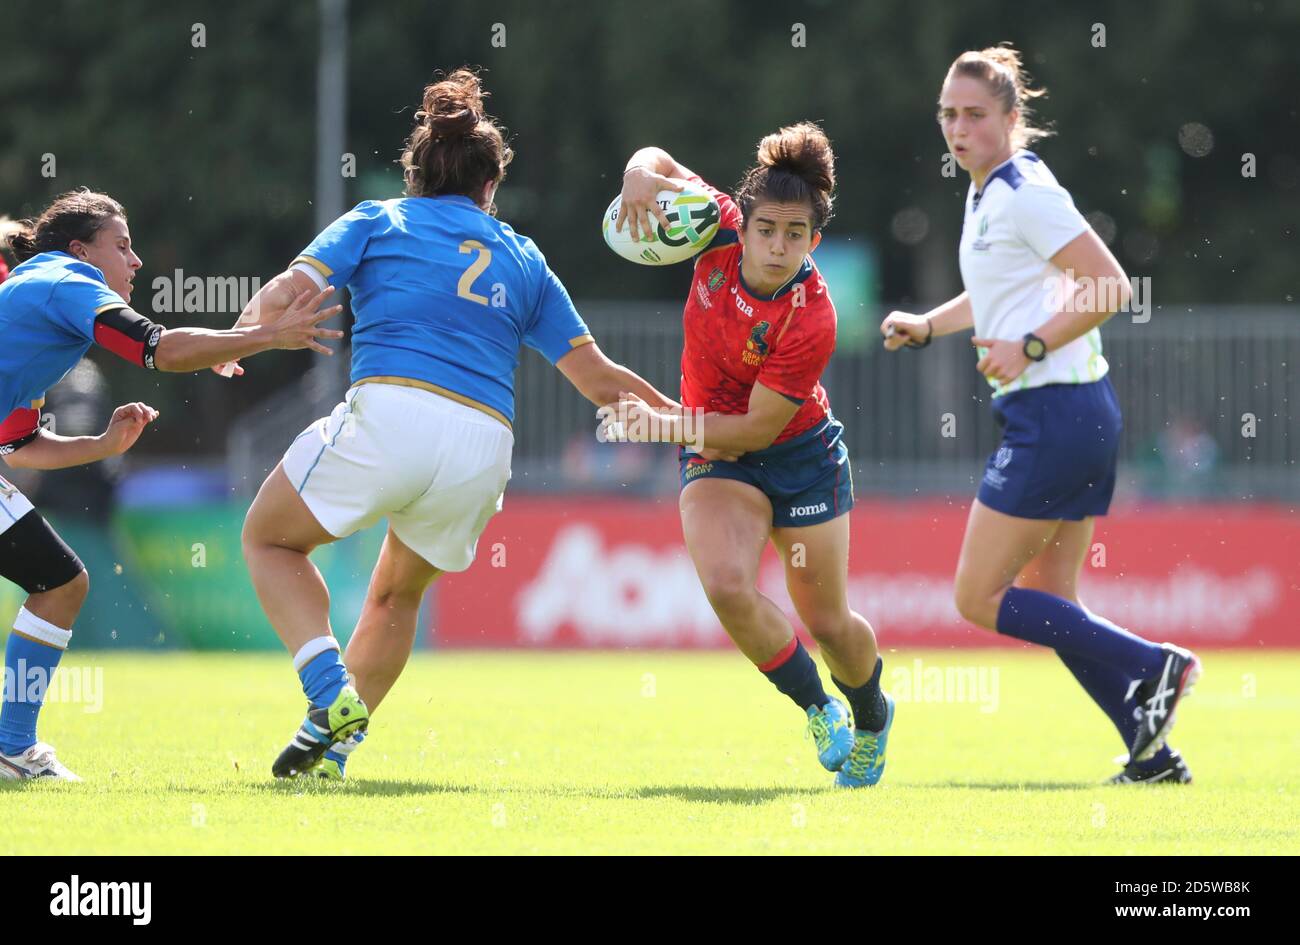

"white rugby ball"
[602,181,722,265]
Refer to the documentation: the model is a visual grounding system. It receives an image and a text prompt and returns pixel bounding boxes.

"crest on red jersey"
[707,268,725,293]
[742,320,771,366]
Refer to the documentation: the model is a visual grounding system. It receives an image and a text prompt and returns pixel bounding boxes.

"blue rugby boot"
[806,697,854,771]
[835,694,895,788]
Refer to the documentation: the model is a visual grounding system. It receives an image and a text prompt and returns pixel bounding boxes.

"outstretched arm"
[557,342,679,411]
[88,283,343,374]
[207,269,342,376]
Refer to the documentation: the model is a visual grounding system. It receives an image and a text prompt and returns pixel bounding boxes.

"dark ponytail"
[735,122,836,230]
[400,68,512,209]
[4,188,126,263]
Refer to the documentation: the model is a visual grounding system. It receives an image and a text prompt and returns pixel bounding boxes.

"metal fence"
[230,304,1299,501]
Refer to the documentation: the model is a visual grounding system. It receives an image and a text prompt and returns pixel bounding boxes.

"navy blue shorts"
[678,417,854,527]
[977,378,1123,521]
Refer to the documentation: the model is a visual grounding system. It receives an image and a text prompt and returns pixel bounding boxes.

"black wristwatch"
[1022,332,1047,362]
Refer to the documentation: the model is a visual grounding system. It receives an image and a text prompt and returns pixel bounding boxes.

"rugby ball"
[602,181,721,265]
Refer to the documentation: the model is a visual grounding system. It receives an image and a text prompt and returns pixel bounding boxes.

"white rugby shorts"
[281,381,513,571]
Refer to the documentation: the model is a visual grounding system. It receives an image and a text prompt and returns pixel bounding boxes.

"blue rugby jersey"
[0,252,130,445]
[295,196,594,428]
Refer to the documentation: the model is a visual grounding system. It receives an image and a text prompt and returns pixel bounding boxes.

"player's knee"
[802,610,853,648]
[368,572,430,610]
[700,567,757,615]
[953,583,998,630]
[57,568,90,609]
[29,568,89,625]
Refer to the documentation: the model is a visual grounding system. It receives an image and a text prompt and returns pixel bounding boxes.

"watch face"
[1025,337,1046,360]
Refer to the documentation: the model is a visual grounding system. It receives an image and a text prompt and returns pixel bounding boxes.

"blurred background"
[1,0,1296,651]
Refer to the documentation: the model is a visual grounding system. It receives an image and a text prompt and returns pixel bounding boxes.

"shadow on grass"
[254,778,480,797]
[150,779,829,803]
[937,780,1095,792]
[630,784,827,804]
[255,781,826,803]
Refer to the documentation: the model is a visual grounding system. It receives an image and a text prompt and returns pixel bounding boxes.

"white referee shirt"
[959,150,1105,396]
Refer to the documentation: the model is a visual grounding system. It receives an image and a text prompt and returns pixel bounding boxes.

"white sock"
[13,607,72,649]
[334,731,366,755]
[292,635,340,672]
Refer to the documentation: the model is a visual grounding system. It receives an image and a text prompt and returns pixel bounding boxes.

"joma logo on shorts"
[791,502,828,516]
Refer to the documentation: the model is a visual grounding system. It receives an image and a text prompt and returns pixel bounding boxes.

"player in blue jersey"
[0,189,343,780]
[233,70,681,779]
[881,45,1199,783]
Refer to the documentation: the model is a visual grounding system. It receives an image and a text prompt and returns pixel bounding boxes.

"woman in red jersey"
[603,124,893,787]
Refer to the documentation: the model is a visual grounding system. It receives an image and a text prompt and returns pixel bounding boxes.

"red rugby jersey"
[679,177,835,445]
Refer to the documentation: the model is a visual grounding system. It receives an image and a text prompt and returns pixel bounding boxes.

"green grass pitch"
[2,649,1296,854]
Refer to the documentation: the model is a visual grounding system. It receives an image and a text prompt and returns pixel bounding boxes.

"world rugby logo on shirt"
[994,446,1013,469]
[971,214,993,252]
[694,279,713,310]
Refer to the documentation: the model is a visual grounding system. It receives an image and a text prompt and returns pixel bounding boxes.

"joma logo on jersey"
[731,286,754,317]
[742,320,771,366]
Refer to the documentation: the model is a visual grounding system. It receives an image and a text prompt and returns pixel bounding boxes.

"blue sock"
[0,632,65,756]
[833,657,888,731]
[298,648,348,709]
[997,587,1165,678]
[1057,650,1172,769]
[759,638,830,712]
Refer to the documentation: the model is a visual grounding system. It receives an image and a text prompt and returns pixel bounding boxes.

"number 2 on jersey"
[458,239,492,305]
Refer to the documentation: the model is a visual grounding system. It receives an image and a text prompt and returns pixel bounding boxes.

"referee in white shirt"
[882,44,1200,784]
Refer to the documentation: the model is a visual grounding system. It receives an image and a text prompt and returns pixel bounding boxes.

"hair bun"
[419,68,487,141]
[756,122,835,194]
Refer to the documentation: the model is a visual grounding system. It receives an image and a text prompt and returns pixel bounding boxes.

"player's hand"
[972,337,1030,384]
[881,311,932,351]
[211,360,244,377]
[99,402,159,456]
[616,167,683,242]
[263,286,345,355]
[596,392,670,443]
